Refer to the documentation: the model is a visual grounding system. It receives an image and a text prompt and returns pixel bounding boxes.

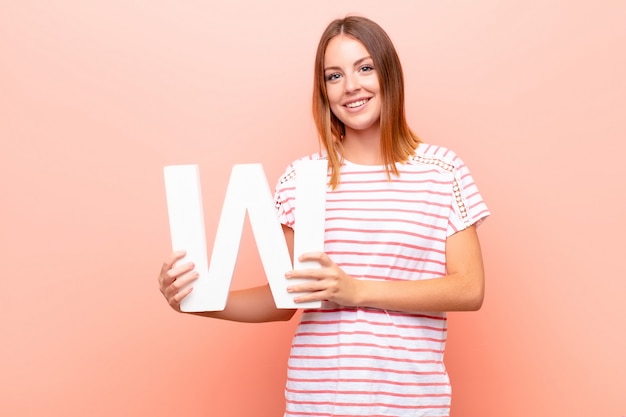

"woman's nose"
[344,73,360,93]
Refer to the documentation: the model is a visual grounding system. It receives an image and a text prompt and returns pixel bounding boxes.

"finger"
[164,269,199,298]
[160,261,194,287]
[292,289,328,304]
[298,251,335,267]
[170,286,193,309]
[166,261,195,280]
[160,250,187,274]
[287,279,328,294]
[298,251,324,262]
[285,268,327,280]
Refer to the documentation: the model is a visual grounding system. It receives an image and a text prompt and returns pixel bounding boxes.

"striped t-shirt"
[273,143,490,417]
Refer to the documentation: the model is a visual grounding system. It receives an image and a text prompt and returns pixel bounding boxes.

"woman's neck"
[341,124,382,165]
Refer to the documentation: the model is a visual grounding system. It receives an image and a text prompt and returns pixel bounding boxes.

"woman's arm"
[158,225,297,322]
[286,225,485,312]
[190,284,296,322]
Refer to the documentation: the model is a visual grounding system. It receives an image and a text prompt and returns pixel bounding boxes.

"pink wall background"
[1,1,624,416]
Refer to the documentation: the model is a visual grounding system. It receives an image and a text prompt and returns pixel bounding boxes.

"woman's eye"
[325,73,341,81]
[360,65,374,72]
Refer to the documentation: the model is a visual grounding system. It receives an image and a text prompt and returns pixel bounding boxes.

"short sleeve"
[273,163,297,228]
[447,155,490,236]
[273,152,327,229]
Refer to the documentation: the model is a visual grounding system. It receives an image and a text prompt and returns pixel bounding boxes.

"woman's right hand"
[158,250,199,312]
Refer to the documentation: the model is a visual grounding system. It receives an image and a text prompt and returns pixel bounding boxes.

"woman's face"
[323,35,381,135]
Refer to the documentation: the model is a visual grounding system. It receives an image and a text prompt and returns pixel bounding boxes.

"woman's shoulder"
[293,151,328,164]
[413,143,460,162]
[409,143,465,170]
[276,151,328,187]
[403,143,470,176]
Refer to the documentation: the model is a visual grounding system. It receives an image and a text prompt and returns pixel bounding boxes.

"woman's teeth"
[346,99,368,108]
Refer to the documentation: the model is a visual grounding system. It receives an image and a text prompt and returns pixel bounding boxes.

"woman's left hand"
[285,252,362,306]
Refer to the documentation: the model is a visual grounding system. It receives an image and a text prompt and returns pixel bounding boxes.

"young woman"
[159,15,489,417]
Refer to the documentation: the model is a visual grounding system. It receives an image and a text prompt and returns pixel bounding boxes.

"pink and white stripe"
[274,144,489,417]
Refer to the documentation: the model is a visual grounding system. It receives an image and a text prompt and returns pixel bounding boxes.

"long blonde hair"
[312,16,421,189]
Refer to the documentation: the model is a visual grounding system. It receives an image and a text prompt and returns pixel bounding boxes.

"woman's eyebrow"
[324,56,373,72]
